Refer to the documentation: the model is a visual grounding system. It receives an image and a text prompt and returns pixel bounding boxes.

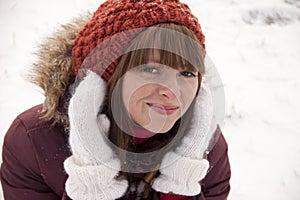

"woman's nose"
[158,76,180,100]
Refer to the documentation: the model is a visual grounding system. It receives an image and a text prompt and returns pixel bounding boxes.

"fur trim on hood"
[28,13,92,126]
[27,12,221,155]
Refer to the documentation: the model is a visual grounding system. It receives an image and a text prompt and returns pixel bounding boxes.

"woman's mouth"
[146,103,179,115]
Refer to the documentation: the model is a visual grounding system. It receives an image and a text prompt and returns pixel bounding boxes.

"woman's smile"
[122,62,198,133]
[146,103,179,115]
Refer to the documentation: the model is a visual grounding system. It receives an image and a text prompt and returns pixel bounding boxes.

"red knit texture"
[72,0,206,81]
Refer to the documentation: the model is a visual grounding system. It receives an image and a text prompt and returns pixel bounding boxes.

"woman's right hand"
[67,70,114,165]
[64,71,128,200]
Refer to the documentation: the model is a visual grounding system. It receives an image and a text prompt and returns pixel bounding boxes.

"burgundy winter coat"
[0,104,231,200]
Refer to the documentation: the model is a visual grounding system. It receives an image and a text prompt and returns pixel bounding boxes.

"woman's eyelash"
[138,65,162,74]
[142,66,159,73]
[137,65,197,78]
[179,71,197,78]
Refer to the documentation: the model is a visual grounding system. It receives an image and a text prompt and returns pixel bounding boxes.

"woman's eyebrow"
[177,64,198,72]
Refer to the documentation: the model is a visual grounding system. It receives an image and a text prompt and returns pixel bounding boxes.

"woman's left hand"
[152,83,214,196]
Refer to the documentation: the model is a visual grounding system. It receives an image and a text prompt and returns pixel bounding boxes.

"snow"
[1,0,300,199]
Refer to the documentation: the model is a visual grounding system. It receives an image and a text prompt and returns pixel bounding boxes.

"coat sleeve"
[0,117,60,200]
[200,132,231,200]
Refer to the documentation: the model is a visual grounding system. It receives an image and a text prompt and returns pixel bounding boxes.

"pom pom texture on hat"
[72,0,206,81]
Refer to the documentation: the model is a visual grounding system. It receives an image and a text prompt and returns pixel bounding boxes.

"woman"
[0,0,231,199]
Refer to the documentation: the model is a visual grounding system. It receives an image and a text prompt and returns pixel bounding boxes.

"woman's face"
[122,51,199,133]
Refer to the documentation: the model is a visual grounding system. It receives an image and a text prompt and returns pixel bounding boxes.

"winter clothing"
[0,105,230,199]
[72,0,206,81]
[1,0,231,199]
[152,83,213,196]
[65,71,128,199]
[63,69,215,199]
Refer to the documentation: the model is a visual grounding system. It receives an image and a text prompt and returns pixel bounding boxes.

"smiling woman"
[0,0,230,199]
[114,28,202,134]
[122,61,198,133]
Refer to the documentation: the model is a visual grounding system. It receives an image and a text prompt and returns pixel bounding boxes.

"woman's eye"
[140,66,159,74]
[179,71,197,78]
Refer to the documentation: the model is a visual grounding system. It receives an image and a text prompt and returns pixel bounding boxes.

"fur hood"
[28,12,222,155]
[29,13,92,126]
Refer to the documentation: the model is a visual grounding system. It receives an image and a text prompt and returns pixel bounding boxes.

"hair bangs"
[119,23,205,75]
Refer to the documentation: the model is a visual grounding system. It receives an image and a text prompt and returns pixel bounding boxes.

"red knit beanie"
[72,0,206,81]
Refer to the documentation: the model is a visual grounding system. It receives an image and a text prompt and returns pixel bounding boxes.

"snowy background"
[1,0,300,199]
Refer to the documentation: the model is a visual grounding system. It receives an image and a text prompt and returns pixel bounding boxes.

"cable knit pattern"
[175,83,214,159]
[64,71,128,199]
[152,83,213,196]
[64,157,128,200]
[68,71,112,165]
[152,152,209,196]
[72,0,206,81]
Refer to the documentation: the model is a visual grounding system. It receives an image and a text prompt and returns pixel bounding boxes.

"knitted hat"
[72,0,206,81]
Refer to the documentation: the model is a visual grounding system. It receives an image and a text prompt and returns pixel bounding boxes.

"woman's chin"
[142,122,175,134]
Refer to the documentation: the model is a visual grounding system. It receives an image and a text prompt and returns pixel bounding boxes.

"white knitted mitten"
[64,71,128,200]
[152,83,213,196]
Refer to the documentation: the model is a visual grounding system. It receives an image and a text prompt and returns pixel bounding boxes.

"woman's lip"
[146,103,179,110]
[146,103,179,115]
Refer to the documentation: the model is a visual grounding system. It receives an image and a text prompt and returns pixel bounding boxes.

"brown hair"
[105,23,205,175]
